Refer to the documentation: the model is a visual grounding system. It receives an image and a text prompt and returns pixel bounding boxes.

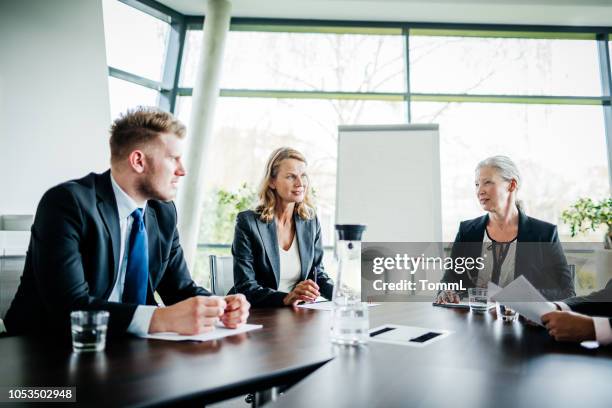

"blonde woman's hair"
[256,147,316,223]
[476,155,524,211]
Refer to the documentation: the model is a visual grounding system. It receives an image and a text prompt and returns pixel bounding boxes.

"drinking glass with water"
[468,287,488,313]
[70,310,109,352]
[497,304,518,322]
[331,301,369,345]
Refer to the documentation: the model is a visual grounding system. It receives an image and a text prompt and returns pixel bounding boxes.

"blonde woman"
[232,147,334,307]
[436,155,575,303]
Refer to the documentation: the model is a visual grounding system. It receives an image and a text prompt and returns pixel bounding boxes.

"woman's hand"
[283,279,320,306]
[435,290,460,304]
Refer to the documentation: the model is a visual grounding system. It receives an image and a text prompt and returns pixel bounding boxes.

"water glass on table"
[497,304,518,322]
[468,287,488,313]
[330,301,369,346]
[70,310,109,352]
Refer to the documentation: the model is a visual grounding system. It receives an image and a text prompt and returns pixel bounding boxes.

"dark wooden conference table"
[2,303,612,407]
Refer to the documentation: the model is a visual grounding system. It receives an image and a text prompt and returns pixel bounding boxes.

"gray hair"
[476,155,523,210]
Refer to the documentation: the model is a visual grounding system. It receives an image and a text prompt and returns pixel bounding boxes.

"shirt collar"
[110,172,147,221]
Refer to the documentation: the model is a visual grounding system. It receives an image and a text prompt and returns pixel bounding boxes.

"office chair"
[0,214,31,326]
[209,255,235,296]
[568,263,577,294]
[0,254,26,321]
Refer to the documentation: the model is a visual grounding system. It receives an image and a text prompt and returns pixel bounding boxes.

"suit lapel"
[515,209,530,279]
[469,214,488,242]
[255,217,280,287]
[95,171,121,294]
[295,214,311,280]
[145,207,162,294]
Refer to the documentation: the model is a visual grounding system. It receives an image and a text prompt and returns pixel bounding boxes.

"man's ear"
[128,150,146,174]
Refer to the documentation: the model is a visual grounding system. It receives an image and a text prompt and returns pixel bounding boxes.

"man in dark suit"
[542,280,612,345]
[5,107,249,337]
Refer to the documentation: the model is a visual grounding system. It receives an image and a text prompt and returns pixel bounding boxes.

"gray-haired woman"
[436,155,575,303]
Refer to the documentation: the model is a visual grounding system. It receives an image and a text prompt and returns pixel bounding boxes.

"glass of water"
[70,311,109,352]
[330,301,369,346]
[497,304,518,322]
[468,287,488,313]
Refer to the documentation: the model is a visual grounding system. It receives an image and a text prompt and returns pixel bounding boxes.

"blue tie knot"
[131,208,144,222]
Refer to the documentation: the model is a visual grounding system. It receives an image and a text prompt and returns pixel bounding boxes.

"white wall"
[0,0,111,215]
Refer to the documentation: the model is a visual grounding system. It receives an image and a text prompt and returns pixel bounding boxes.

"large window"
[103,0,169,81]
[180,31,406,92]
[412,102,609,240]
[104,0,612,289]
[102,0,171,119]
[107,77,159,121]
[410,35,601,96]
[408,32,609,241]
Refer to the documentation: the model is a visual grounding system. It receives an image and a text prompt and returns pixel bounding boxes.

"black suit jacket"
[4,170,209,337]
[564,279,612,320]
[441,210,575,301]
[232,210,334,307]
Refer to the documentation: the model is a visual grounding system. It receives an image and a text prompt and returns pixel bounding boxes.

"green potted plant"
[561,197,612,249]
[562,197,612,288]
[206,183,257,244]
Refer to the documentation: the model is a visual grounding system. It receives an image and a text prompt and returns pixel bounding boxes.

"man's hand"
[541,311,596,342]
[148,296,226,335]
[220,294,250,329]
[283,280,320,306]
[434,290,460,304]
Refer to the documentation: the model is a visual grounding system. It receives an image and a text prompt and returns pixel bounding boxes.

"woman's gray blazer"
[231,209,334,307]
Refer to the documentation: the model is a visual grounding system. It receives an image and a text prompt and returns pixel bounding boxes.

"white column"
[177,0,232,270]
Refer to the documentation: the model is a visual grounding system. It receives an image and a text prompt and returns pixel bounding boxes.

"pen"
[311,268,318,302]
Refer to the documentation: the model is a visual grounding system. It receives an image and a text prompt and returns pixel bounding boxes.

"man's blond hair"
[109,106,186,164]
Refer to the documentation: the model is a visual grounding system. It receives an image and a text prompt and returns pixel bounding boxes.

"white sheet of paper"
[490,275,555,325]
[296,301,381,311]
[140,323,262,342]
[369,324,452,348]
[487,281,502,298]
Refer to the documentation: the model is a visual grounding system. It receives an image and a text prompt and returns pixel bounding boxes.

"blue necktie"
[122,208,148,304]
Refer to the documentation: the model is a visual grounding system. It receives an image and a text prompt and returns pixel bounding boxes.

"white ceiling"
[157,0,612,27]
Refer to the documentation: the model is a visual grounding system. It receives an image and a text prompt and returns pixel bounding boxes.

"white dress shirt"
[278,238,302,293]
[554,301,612,346]
[110,174,156,335]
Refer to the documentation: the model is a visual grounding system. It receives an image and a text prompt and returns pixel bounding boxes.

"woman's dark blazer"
[231,209,334,307]
[441,209,575,301]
